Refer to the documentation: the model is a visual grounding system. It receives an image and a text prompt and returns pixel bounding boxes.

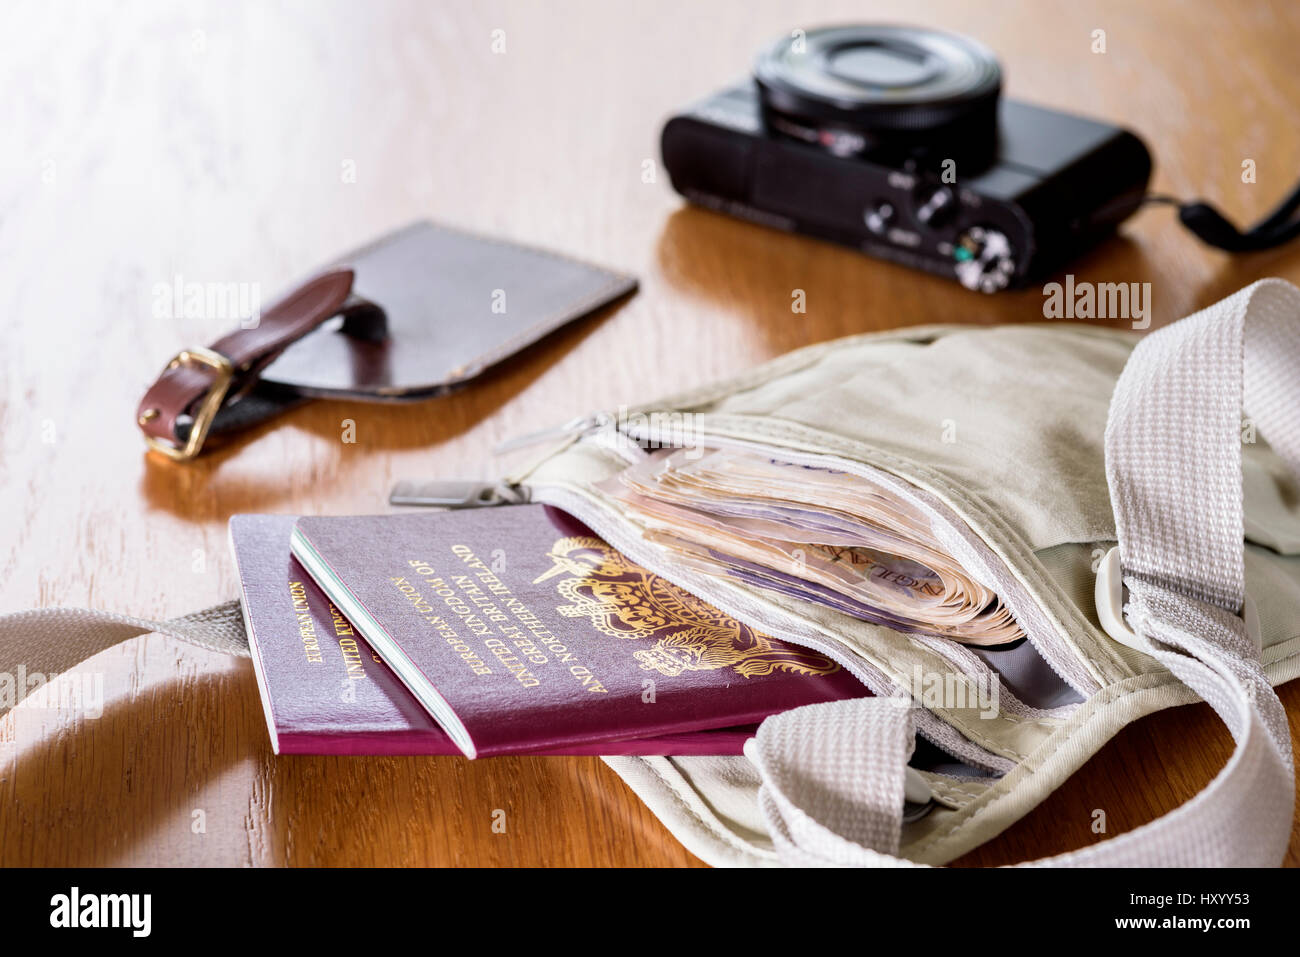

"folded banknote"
[602,448,1022,646]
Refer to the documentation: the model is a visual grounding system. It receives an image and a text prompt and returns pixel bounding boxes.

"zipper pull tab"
[493,414,607,456]
[388,480,529,509]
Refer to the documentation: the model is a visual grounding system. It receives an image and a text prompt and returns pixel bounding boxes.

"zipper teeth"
[493,415,599,455]
[614,422,1095,698]
[531,481,1010,773]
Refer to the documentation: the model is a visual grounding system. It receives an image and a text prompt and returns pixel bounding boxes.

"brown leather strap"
[136,268,359,457]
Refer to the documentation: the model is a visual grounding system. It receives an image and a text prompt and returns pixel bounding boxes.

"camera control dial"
[952,226,1016,293]
[914,185,958,229]
[864,200,897,235]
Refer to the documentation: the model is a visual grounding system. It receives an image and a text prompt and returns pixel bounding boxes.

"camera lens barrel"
[755,25,1002,162]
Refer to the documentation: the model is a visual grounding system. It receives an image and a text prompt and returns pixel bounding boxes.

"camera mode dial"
[953,226,1015,293]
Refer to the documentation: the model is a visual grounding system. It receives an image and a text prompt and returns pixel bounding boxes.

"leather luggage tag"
[136,221,637,460]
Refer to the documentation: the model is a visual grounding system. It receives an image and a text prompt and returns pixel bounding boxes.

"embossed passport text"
[232,513,774,756]
[289,506,865,757]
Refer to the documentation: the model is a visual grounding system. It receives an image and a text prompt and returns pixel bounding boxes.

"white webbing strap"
[749,698,919,867]
[754,278,1300,867]
[0,603,249,724]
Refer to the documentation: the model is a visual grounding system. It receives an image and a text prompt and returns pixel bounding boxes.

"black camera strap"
[1159,179,1300,252]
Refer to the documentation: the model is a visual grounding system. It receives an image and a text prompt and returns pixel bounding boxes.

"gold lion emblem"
[534,536,840,680]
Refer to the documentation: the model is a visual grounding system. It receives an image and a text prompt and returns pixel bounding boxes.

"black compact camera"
[661,25,1154,292]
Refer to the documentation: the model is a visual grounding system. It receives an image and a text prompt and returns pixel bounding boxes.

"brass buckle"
[142,346,235,462]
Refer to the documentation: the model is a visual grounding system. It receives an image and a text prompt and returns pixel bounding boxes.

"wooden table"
[3,0,1298,867]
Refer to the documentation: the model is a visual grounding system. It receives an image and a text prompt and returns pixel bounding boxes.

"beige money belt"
[4,279,1298,867]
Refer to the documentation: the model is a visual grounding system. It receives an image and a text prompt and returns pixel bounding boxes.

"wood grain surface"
[2,0,1299,867]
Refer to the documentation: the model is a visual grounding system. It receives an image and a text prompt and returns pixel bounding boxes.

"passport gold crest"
[535,536,841,679]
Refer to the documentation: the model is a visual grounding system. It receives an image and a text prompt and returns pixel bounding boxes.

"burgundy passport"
[288,505,866,758]
[231,514,770,756]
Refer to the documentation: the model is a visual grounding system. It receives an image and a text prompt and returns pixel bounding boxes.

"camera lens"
[755,25,1001,164]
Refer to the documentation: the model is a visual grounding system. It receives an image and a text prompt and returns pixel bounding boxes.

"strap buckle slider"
[141,347,235,462]
[1094,546,1261,652]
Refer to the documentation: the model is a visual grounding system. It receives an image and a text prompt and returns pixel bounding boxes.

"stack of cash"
[604,448,1022,646]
